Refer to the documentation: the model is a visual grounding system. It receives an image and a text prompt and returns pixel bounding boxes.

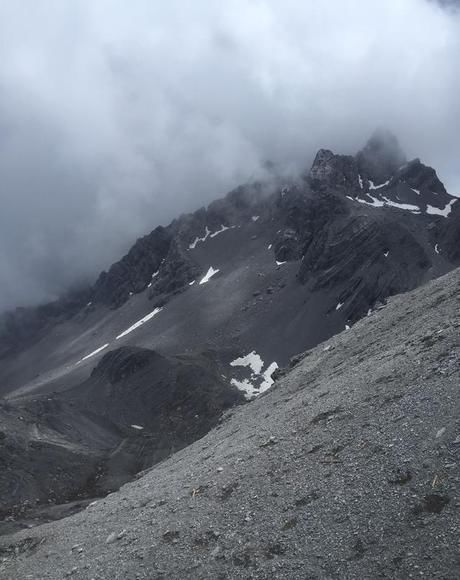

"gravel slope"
[1,268,459,580]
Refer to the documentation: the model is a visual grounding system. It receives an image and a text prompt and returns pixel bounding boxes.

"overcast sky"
[0,0,459,311]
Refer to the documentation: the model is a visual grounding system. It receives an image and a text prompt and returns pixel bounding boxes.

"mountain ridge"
[0,131,459,540]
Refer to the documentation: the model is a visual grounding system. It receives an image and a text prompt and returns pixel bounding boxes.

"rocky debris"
[1,266,459,579]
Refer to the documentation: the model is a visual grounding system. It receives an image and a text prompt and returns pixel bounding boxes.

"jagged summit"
[308,131,455,222]
[1,129,460,541]
[356,128,407,183]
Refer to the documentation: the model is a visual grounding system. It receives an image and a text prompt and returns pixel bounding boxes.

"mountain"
[1,262,458,580]
[0,131,459,533]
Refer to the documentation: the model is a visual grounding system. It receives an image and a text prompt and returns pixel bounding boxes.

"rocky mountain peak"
[356,128,407,183]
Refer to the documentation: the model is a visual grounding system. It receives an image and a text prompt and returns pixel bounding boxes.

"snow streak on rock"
[189,226,211,249]
[426,199,457,218]
[78,343,109,364]
[199,267,220,285]
[116,308,163,340]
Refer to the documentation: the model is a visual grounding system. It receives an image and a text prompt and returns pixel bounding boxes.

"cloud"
[0,0,459,310]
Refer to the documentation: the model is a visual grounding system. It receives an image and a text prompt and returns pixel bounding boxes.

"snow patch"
[276,260,286,266]
[199,266,220,285]
[384,251,389,258]
[252,215,260,222]
[78,343,109,364]
[268,244,272,250]
[381,197,420,213]
[230,351,264,375]
[336,302,344,311]
[189,226,211,249]
[435,244,440,255]
[189,280,196,286]
[410,187,421,195]
[369,179,390,190]
[116,308,163,340]
[355,195,385,208]
[358,174,363,189]
[210,224,233,238]
[230,350,278,399]
[426,199,457,217]
[130,424,144,430]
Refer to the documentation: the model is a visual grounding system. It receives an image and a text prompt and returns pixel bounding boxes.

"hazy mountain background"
[1,0,459,311]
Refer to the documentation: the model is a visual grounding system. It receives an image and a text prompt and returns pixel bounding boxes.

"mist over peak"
[1,0,459,312]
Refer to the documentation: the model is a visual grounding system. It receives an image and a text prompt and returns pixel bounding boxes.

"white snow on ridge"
[199,266,220,285]
[116,308,163,340]
[369,179,390,190]
[358,174,364,189]
[78,343,109,364]
[426,198,457,217]
[190,224,236,248]
[210,224,234,238]
[381,197,420,213]
[352,194,422,214]
[147,271,159,289]
[189,226,211,249]
[355,195,385,208]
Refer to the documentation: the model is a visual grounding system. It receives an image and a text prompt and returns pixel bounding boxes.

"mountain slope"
[1,264,458,580]
[0,133,458,397]
[0,131,459,535]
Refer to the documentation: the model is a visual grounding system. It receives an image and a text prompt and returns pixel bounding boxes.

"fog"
[0,0,459,311]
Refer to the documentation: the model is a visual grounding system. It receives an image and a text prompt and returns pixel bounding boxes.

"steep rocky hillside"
[1,262,458,580]
[0,131,459,547]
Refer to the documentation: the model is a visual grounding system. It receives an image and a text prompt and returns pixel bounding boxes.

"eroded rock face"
[309,149,360,192]
[0,131,457,365]
[92,226,173,307]
[394,158,447,196]
[438,201,460,263]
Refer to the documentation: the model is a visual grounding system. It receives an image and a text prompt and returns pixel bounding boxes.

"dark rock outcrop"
[92,226,172,307]
[356,128,407,183]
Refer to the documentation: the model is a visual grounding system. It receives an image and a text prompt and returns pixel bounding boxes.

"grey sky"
[0,0,459,311]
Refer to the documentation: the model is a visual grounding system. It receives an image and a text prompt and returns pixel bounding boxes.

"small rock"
[260,436,278,448]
